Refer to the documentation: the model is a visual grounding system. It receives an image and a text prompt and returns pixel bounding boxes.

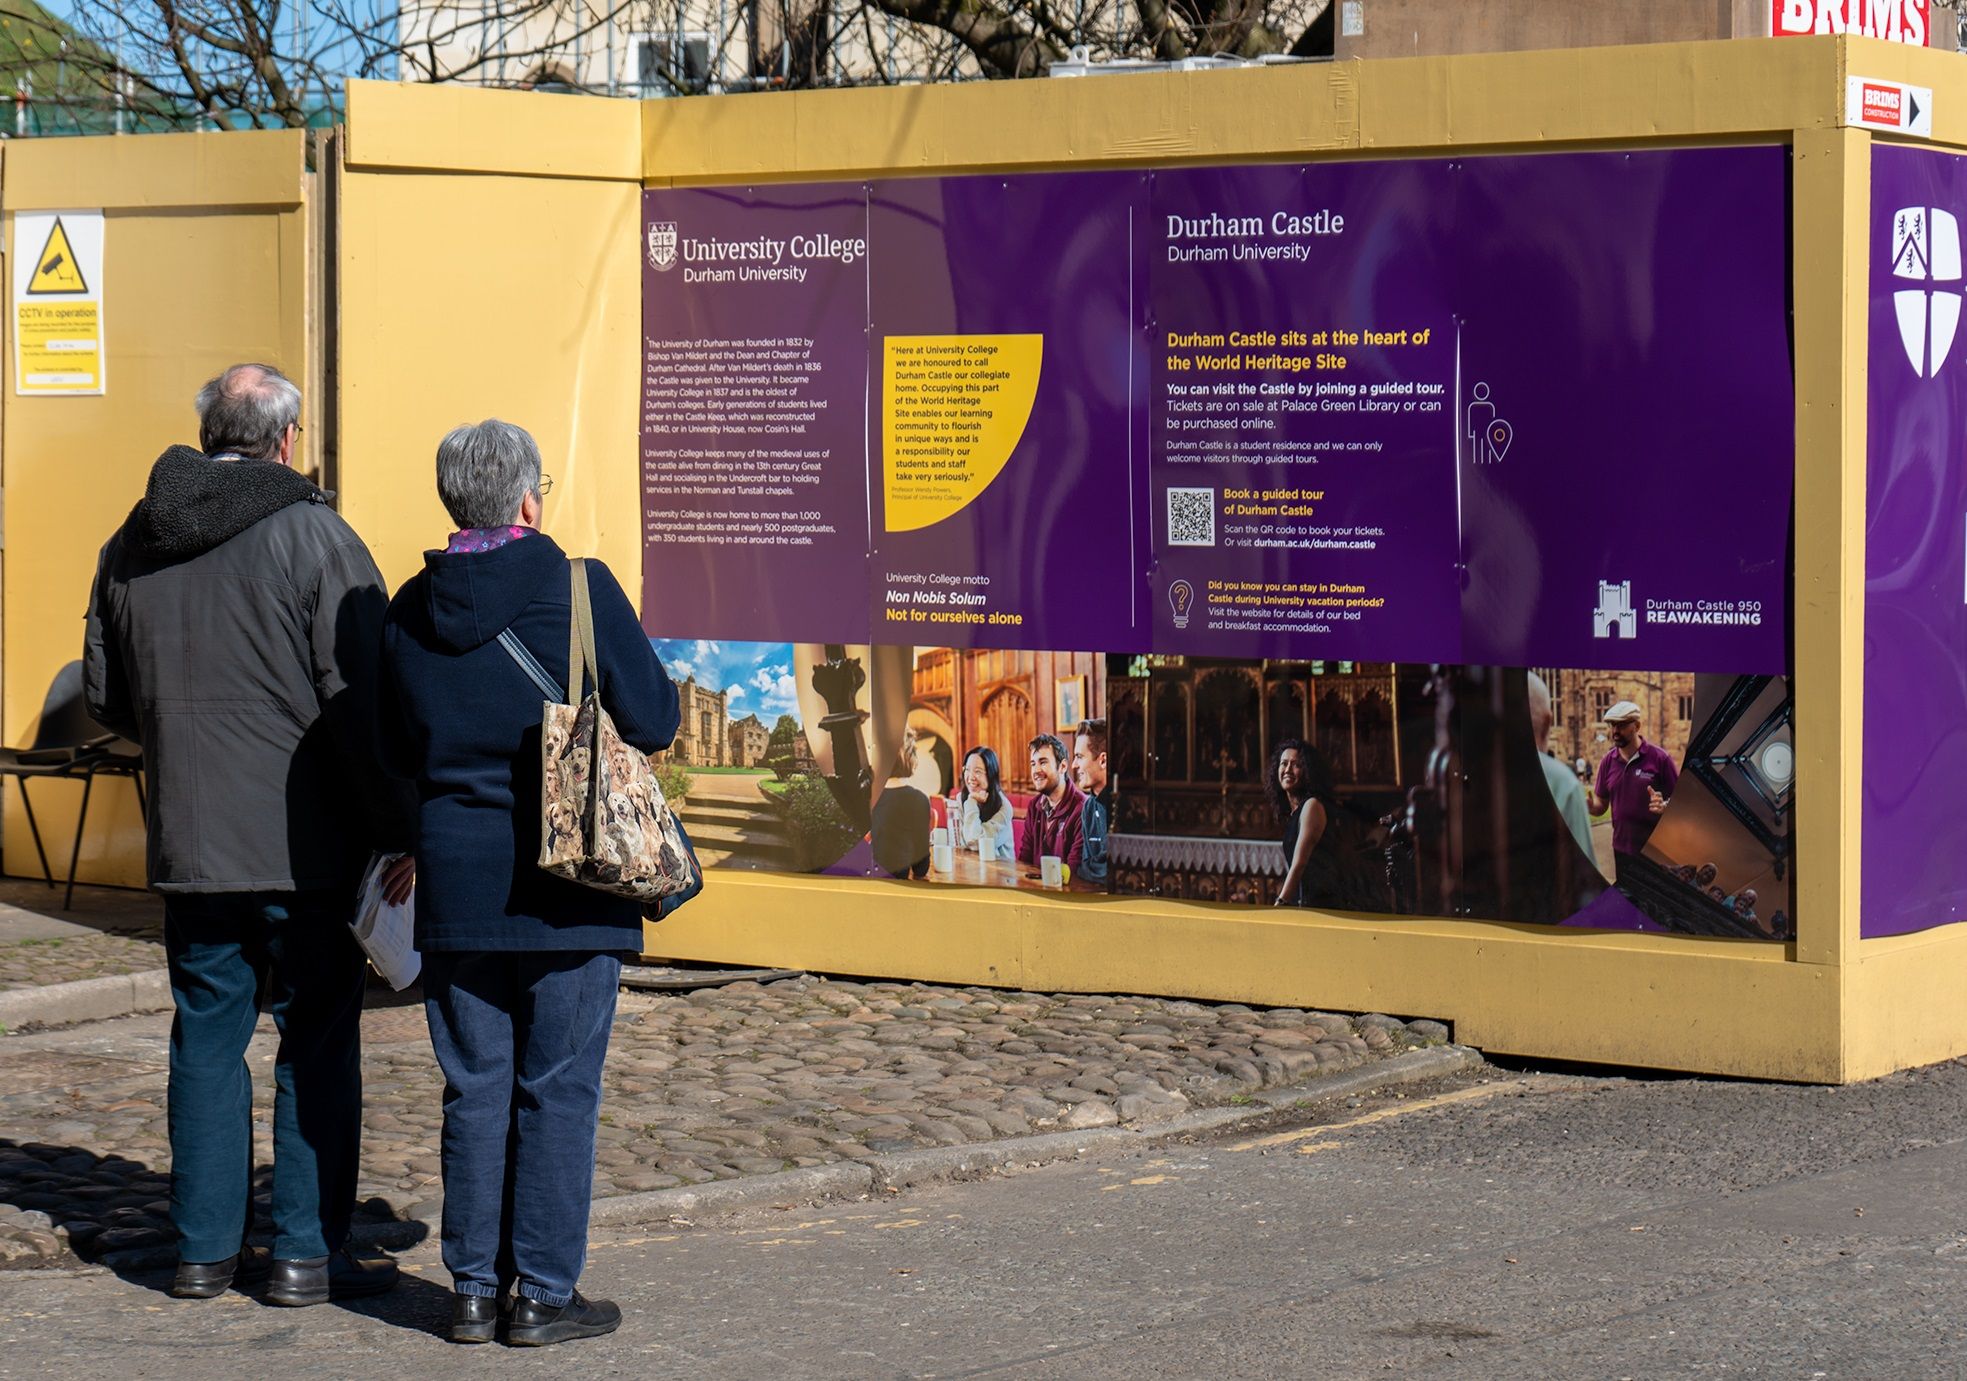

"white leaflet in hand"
[352,852,421,991]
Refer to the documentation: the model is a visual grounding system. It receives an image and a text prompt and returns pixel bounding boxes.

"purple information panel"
[1148,162,1461,661]
[1453,153,1793,672]
[639,147,1798,942]
[642,150,1793,671]
[641,184,872,645]
[867,173,1143,650]
[1863,145,1967,938]
[1146,153,1793,672]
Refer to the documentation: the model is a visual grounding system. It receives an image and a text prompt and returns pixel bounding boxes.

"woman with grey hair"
[377,419,678,1346]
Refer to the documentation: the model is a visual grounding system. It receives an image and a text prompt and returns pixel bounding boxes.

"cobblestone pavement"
[0,878,165,992]
[0,974,1447,1268]
[0,933,166,991]
[0,878,163,937]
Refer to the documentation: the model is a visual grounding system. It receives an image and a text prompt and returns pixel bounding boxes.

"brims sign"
[1773,0,1931,44]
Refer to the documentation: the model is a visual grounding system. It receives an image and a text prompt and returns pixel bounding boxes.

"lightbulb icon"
[1169,578,1194,630]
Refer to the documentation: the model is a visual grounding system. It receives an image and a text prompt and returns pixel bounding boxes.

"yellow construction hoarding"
[6,38,1963,1082]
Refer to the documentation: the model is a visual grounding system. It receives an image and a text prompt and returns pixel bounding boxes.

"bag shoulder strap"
[567,557,601,704]
[497,629,560,702]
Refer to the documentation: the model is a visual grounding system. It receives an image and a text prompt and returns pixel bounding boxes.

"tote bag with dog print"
[499,559,701,909]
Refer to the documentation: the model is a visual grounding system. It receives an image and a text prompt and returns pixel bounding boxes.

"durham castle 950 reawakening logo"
[1594,578,1762,640]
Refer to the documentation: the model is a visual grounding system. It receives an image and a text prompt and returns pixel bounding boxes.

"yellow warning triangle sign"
[27,218,88,295]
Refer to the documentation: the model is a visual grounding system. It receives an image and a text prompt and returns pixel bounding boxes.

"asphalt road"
[9,1056,1967,1378]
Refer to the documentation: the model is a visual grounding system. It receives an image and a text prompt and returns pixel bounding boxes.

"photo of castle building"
[669,674,731,766]
[728,713,770,767]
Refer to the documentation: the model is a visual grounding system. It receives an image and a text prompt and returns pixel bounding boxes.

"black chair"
[0,661,146,908]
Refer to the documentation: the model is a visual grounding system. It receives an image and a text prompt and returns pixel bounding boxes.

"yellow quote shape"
[883,334,1042,532]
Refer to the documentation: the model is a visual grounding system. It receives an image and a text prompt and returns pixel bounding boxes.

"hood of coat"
[420,529,568,654]
[125,445,324,560]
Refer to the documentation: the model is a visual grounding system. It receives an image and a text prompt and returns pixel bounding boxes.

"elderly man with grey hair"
[84,362,414,1304]
[377,418,678,1346]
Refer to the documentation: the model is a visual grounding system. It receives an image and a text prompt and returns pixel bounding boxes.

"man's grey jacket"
[84,445,414,893]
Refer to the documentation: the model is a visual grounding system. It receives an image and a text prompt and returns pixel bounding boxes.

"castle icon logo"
[1892,206,1962,378]
[1594,579,1637,640]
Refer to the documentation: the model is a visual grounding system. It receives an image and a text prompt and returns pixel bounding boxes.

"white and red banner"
[1846,75,1934,136]
[1773,0,1931,44]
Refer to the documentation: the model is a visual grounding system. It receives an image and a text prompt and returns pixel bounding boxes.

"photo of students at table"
[904,733,1105,892]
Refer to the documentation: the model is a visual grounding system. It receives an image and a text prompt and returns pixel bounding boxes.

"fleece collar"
[124,445,322,560]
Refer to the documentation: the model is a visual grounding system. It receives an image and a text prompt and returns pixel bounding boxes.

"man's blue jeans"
[163,892,366,1263]
[422,950,621,1307]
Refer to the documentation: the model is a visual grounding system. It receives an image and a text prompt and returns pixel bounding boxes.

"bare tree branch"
[857,0,1060,77]
[6,0,1331,134]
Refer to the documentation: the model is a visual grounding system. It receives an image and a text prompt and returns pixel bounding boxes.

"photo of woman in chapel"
[1268,738,1379,912]
[1107,657,1625,927]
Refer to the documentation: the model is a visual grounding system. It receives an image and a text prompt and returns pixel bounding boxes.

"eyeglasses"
[538,474,554,497]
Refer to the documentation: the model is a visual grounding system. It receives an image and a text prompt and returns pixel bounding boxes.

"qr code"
[1166,487,1216,547]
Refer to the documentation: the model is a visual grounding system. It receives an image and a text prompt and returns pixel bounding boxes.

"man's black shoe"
[170,1246,271,1299]
[505,1291,621,1347]
[264,1246,400,1306]
[451,1292,502,1344]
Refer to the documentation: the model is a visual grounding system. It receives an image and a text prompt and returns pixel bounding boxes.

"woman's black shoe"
[505,1291,621,1346]
[451,1292,502,1344]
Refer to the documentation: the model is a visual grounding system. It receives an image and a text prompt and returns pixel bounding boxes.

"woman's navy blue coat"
[378,534,679,953]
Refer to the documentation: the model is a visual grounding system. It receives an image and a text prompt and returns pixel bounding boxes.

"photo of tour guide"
[1530,667,1696,883]
[1616,674,1794,940]
[874,647,1108,893]
[1589,700,1678,860]
[1524,666,1791,938]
